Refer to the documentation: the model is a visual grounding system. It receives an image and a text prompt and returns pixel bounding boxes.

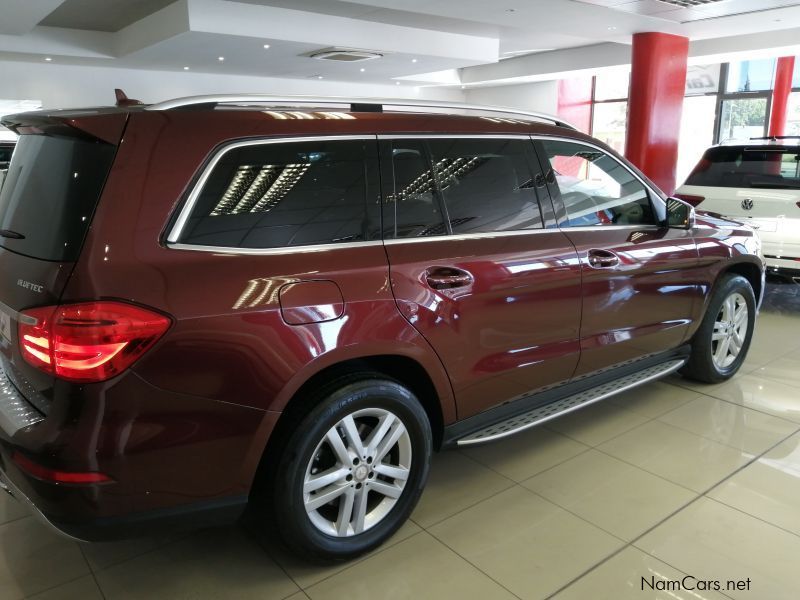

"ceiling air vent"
[655,0,724,6]
[306,48,383,62]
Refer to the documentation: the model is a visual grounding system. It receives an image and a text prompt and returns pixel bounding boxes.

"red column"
[625,32,689,195]
[557,77,593,134]
[769,56,796,137]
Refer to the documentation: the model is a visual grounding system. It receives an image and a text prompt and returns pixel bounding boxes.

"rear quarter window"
[173,138,381,249]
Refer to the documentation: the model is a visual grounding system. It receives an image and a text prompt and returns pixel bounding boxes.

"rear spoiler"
[1,109,130,145]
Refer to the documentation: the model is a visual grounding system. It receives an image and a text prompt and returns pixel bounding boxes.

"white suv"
[676,138,800,283]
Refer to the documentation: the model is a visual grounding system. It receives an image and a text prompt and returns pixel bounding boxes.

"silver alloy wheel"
[711,292,749,370]
[303,408,412,537]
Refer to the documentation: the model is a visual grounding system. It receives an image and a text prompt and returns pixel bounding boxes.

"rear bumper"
[0,465,247,541]
[0,366,275,541]
[765,263,800,284]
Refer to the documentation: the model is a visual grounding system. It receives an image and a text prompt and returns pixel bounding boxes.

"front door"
[535,138,701,378]
[380,136,583,419]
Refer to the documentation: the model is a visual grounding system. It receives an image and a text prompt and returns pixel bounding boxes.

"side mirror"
[666,197,695,229]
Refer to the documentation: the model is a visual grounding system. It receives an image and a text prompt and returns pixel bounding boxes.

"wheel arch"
[720,259,763,305]
[247,353,449,499]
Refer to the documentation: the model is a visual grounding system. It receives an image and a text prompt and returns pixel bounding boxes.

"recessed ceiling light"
[44,57,52,61]
[183,66,190,70]
[360,67,365,72]
[218,56,225,61]
[461,85,466,89]
[317,75,323,79]
[412,58,418,63]
[263,44,271,49]
[607,26,617,31]
[395,81,400,85]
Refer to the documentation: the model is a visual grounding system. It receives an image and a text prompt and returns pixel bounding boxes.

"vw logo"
[741,198,754,211]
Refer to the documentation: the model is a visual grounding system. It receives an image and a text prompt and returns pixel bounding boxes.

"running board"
[456,359,685,446]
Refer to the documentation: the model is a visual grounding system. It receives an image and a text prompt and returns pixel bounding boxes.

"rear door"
[381,135,583,419]
[0,118,122,416]
[535,137,700,378]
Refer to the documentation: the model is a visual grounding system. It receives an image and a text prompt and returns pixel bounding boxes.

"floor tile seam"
[296,529,427,592]
[16,572,96,600]
[459,442,594,484]
[455,448,521,485]
[627,416,800,457]
[411,477,517,530]
[0,514,31,528]
[418,528,525,600]
[684,385,800,426]
[700,493,800,542]
[651,412,800,454]
[76,543,108,600]
[514,484,634,544]
[543,401,671,451]
[252,537,305,597]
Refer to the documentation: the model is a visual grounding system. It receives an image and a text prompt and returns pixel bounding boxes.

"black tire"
[681,273,756,384]
[268,373,432,562]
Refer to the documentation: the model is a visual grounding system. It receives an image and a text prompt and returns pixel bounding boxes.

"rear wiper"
[0,229,25,239]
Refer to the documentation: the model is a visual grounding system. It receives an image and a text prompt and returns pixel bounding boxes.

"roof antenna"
[114,89,143,107]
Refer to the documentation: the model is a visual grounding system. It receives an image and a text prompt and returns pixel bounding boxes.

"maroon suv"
[0,96,764,560]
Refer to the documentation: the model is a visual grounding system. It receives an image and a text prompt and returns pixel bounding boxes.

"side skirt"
[443,348,690,448]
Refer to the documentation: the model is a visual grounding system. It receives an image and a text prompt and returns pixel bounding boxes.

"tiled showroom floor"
[3,284,800,600]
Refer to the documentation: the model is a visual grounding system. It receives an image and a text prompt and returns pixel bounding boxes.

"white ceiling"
[1,0,800,88]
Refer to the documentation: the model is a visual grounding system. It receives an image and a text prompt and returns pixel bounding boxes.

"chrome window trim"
[557,225,662,232]
[384,229,563,245]
[530,134,667,211]
[382,224,660,245]
[0,300,37,325]
[166,240,385,255]
[166,132,668,255]
[166,134,378,245]
[377,134,534,140]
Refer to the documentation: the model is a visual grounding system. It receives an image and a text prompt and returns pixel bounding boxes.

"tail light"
[674,193,705,207]
[12,451,112,484]
[18,301,170,383]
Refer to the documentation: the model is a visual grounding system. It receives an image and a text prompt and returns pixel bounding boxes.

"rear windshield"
[685,146,800,189]
[0,134,115,261]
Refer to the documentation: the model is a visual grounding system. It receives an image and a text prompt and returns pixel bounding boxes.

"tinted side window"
[385,140,448,238]
[428,138,543,234]
[541,139,655,227]
[177,139,380,249]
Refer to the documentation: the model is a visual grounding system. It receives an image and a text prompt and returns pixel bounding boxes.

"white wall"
[464,80,559,115]
[0,59,465,109]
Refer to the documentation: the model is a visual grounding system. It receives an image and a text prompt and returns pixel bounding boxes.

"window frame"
[166,133,667,255]
[532,135,666,230]
[165,134,382,254]
[380,134,551,240]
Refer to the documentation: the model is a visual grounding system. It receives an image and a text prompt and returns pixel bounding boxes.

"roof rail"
[750,135,800,141]
[144,94,576,129]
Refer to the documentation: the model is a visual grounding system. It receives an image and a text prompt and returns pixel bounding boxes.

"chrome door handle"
[587,249,620,269]
[425,267,474,290]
